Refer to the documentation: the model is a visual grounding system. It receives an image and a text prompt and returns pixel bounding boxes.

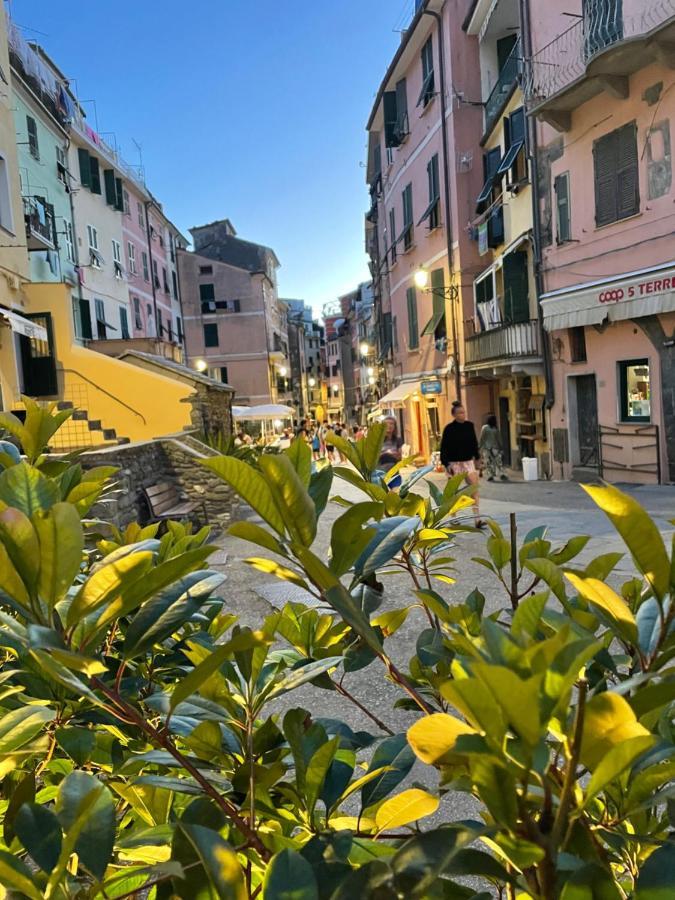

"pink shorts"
[448,460,477,476]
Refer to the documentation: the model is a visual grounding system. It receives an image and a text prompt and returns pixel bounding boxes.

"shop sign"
[421,378,442,396]
[593,268,675,305]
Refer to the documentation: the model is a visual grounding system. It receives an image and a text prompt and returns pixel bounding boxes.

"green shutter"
[120,306,130,339]
[554,173,570,243]
[78,148,91,188]
[89,156,101,194]
[593,130,618,226]
[617,122,639,220]
[79,298,92,339]
[115,177,124,212]
[104,169,116,206]
[421,269,446,337]
[407,287,419,349]
[503,251,530,324]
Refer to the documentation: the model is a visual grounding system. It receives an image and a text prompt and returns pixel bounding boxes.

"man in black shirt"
[440,401,484,527]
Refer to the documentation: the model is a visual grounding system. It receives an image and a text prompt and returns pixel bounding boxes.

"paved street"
[209,468,675,828]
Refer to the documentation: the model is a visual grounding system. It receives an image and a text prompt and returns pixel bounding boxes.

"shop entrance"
[570,374,599,467]
[20,313,57,398]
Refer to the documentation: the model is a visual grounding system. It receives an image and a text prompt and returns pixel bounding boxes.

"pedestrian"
[311,427,321,460]
[440,401,485,528]
[379,415,403,488]
[479,415,508,482]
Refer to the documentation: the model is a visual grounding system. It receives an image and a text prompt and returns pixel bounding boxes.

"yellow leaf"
[375,788,439,831]
[580,692,651,770]
[328,815,376,832]
[244,558,308,590]
[565,573,637,643]
[407,712,476,766]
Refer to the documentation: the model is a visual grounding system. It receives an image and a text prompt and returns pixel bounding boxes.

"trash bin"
[522,456,539,482]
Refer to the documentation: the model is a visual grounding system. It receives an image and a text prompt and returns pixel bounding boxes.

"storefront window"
[619,359,651,422]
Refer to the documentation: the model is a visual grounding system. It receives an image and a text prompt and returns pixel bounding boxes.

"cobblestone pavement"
[207,468,675,830]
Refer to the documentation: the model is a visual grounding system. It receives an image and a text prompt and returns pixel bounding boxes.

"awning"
[0,309,48,341]
[378,380,422,407]
[233,404,294,420]
[541,264,675,332]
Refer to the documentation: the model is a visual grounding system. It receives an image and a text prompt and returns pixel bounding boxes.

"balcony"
[464,319,542,371]
[484,38,522,136]
[24,197,55,251]
[88,337,184,365]
[525,0,675,130]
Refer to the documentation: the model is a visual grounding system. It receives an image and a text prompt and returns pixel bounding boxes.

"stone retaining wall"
[79,434,239,531]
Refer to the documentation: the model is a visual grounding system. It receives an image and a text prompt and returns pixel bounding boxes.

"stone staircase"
[49,400,130,451]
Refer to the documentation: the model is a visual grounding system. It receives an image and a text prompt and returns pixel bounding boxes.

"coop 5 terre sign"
[597,269,675,304]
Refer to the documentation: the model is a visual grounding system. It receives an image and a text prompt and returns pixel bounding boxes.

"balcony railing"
[525,0,675,106]
[484,38,521,134]
[464,319,541,368]
[24,197,55,251]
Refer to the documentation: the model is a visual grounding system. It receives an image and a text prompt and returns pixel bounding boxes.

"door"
[499,396,511,467]
[20,313,57,397]
[575,374,599,467]
[503,251,530,324]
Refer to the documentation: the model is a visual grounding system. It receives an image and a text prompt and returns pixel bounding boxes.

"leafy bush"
[0,410,672,898]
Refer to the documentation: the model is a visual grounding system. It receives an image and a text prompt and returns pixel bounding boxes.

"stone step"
[87,420,102,431]
[57,401,74,410]
[117,437,131,445]
[102,428,117,440]
[72,409,88,421]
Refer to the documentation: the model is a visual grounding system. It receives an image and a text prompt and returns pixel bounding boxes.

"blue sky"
[9,0,413,315]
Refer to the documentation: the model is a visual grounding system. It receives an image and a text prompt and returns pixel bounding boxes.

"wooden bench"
[143,482,205,525]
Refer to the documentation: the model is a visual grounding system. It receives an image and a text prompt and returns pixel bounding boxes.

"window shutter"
[407,286,419,349]
[383,91,400,149]
[395,78,408,136]
[115,177,124,212]
[78,148,91,188]
[593,131,618,226]
[510,107,526,144]
[554,173,570,243]
[431,268,445,322]
[120,306,130,340]
[89,156,101,194]
[617,121,639,220]
[502,250,529,323]
[79,298,92,339]
[104,169,116,206]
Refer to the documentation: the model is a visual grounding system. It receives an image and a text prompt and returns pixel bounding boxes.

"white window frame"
[137,201,144,228]
[127,240,136,274]
[87,224,101,268]
[112,239,121,264]
[65,220,74,262]
[0,155,15,234]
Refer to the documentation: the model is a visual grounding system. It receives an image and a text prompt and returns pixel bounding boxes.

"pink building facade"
[366,0,488,459]
[526,0,675,482]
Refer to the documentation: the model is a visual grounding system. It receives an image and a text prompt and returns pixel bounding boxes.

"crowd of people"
[234,405,510,529]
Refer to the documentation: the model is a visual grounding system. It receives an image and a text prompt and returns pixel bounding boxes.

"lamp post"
[413,267,461,402]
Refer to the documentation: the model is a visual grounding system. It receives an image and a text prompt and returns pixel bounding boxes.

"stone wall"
[186,384,234,438]
[79,434,239,531]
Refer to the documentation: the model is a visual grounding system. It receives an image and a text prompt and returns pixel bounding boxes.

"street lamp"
[359,342,370,357]
[195,359,207,372]
[279,365,288,377]
[411,268,462,402]
[332,384,339,394]
[368,376,375,385]
[308,377,316,388]
[367,366,374,377]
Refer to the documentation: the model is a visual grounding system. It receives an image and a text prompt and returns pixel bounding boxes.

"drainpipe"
[423,2,462,403]
[144,199,160,340]
[65,135,86,332]
[520,0,555,413]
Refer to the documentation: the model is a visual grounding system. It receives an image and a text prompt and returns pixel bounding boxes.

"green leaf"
[179,823,246,899]
[33,502,83,610]
[635,842,675,898]
[0,506,39,596]
[584,735,656,803]
[565,572,637,644]
[3,771,35,846]
[0,461,59,516]
[580,692,652,770]
[374,788,439,832]
[29,649,105,706]
[636,596,662,656]
[0,705,54,753]
[308,464,333,517]
[361,422,386,473]
[259,454,317,546]
[325,431,361,469]
[560,862,623,900]
[487,536,510,570]
[511,591,548,637]
[583,482,670,599]
[0,849,43,900]
[244,557,308,589]
[470,758,518,828]
[332,465,388,501]
[354,516,420,578]
[55,727,96,766]
[228,520,286,556]
[285,437,312,487]
[202,454,285,534]
[14,802,63,872]
[549,535,590,565]
[472,664,543,747]
[56,770,115,881]
[67,549,154,626]
[265,656,343,701]
[361,734,415,809]
[124,570,225,658]
[264,848,319,900]
[330,503,381,577]
[0,536,32,614]
[170,630,267,710]
[524,557,568,606]
[305,737,340,818]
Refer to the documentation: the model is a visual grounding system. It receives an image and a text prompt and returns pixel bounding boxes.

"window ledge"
[419,95,437,118]
[0,225,16,239]
[595,211,642,232]
[400,242,416,256]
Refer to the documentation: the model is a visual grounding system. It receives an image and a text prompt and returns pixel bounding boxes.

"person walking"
[440,401,484,527]
[379,415,403,488]
[479,415,508,482]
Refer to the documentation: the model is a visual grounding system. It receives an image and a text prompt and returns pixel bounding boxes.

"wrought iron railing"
[484,38,522,134]
[525,0,675,105]
[23,197,54,248]
[464,319,541,366]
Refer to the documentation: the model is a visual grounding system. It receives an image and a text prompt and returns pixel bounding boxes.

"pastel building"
[178,219,289,405]
[526,0,675,481]
[462,0,549,473]
[365,0,486,459]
